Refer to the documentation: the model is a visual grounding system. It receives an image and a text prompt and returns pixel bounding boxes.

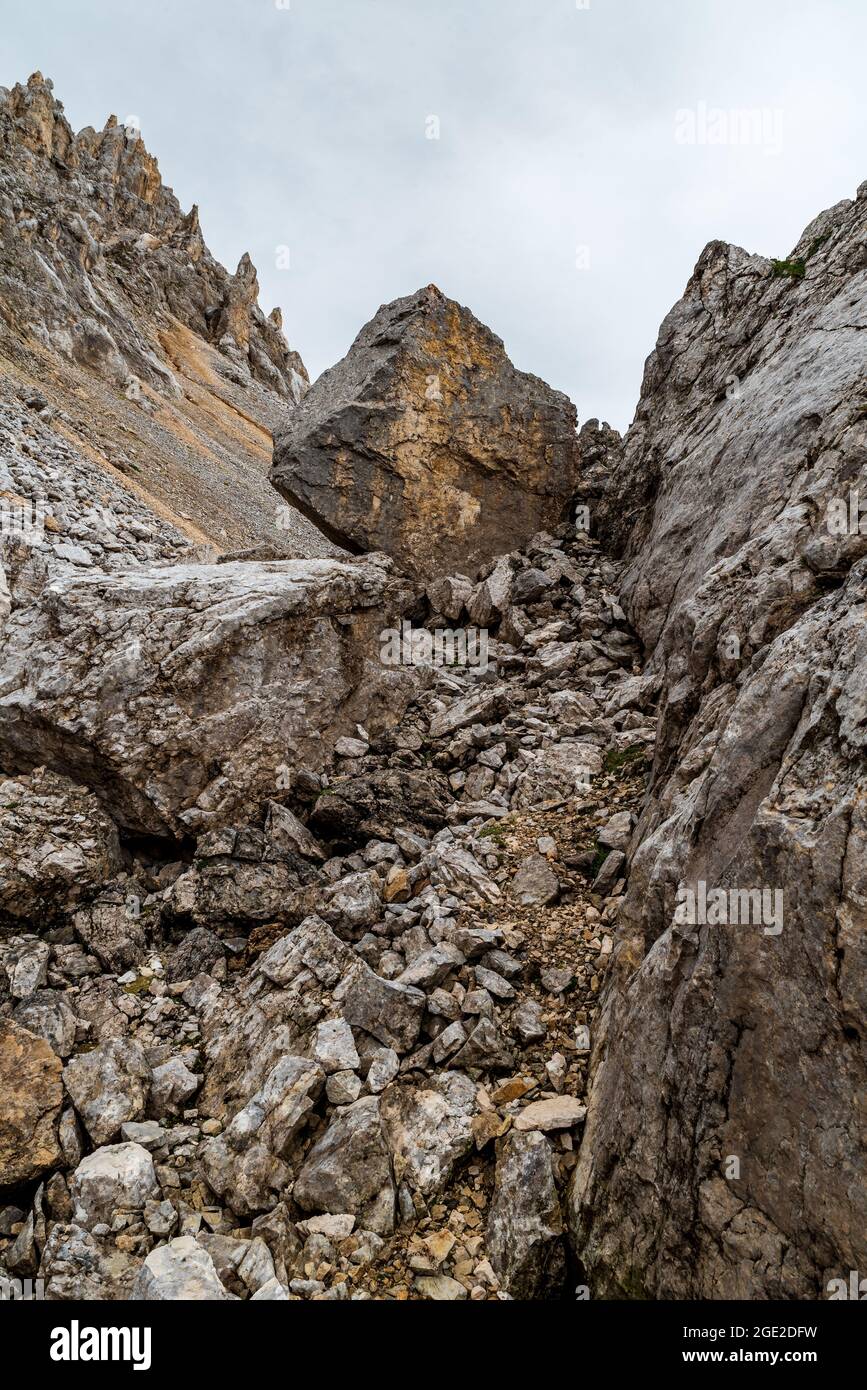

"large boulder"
[272,285,582,580]
[292,1095,396,1235]
[0,768,122,924]
[0,556,416,835]
[381,1071,477,1196]
[201,1055,324,1217]
[570,187,867,1299]
[337,962,426,1055]
[309,768,450,844]
[0,1018,64,1185]
[62,1039,151,1146]
[72,887,151,973]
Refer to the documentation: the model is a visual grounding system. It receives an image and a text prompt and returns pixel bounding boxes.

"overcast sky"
[2,0,865,430]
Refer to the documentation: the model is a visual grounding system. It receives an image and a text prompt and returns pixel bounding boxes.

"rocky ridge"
[0,72,334,557]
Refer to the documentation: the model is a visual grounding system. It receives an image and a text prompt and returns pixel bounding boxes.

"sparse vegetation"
[771,231,831,281]
[604,743,645,774]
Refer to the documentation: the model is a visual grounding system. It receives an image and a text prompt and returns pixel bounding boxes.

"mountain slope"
[0,72,335,557]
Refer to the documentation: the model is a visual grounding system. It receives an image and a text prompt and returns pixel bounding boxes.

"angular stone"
[365,1047,400,1094]
[338,962,425,1055]
[70,1142,159,1228]
[250,1277,291,1300]
[474,965,515,1001]
[272,285,581,580]
[264,801,326,862]
[598,810,633,852]
[72,890,150,974]
[381,1071,477,1196]
[293,1096,395,1235]
[3,939,49,999]
[591,850,626,894]
[323,870,382,929]
[312,1018,360,1074]
[512,742,604,808]
[426,574,473,622]
[326,1071,362,1105]
[513,1096,587,1131]
[450,1017,515,1074]
[227,1055,324,1159]
[510,998,548,1045]
[0,1018,63,1185]
[429,688,504,740]
[309,769,450,843]
[334,736,369,759]
[149,1058,201,1119]
[165,926,224,985]
[256,915,355,989]
[62,1038,151,1145]
[487,1130,565,1298]
[431,1021,467,1065]
[511,854,560,907]
[383,864,410,903]
[132,1236,230,1300]
[430,842,501,904]
[415,1274,468,1301]
[396,943,465,990]
[539,966,575,995]
[12,990,77,1059]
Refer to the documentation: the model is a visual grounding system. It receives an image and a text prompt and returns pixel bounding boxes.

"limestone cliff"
[0,72,330,556]
[570,184,867,1299]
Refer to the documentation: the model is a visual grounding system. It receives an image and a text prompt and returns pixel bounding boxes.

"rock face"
[0,555,417,835]
[272,285,581,579]
[570,185,867,1298]
[0,72,332,557]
